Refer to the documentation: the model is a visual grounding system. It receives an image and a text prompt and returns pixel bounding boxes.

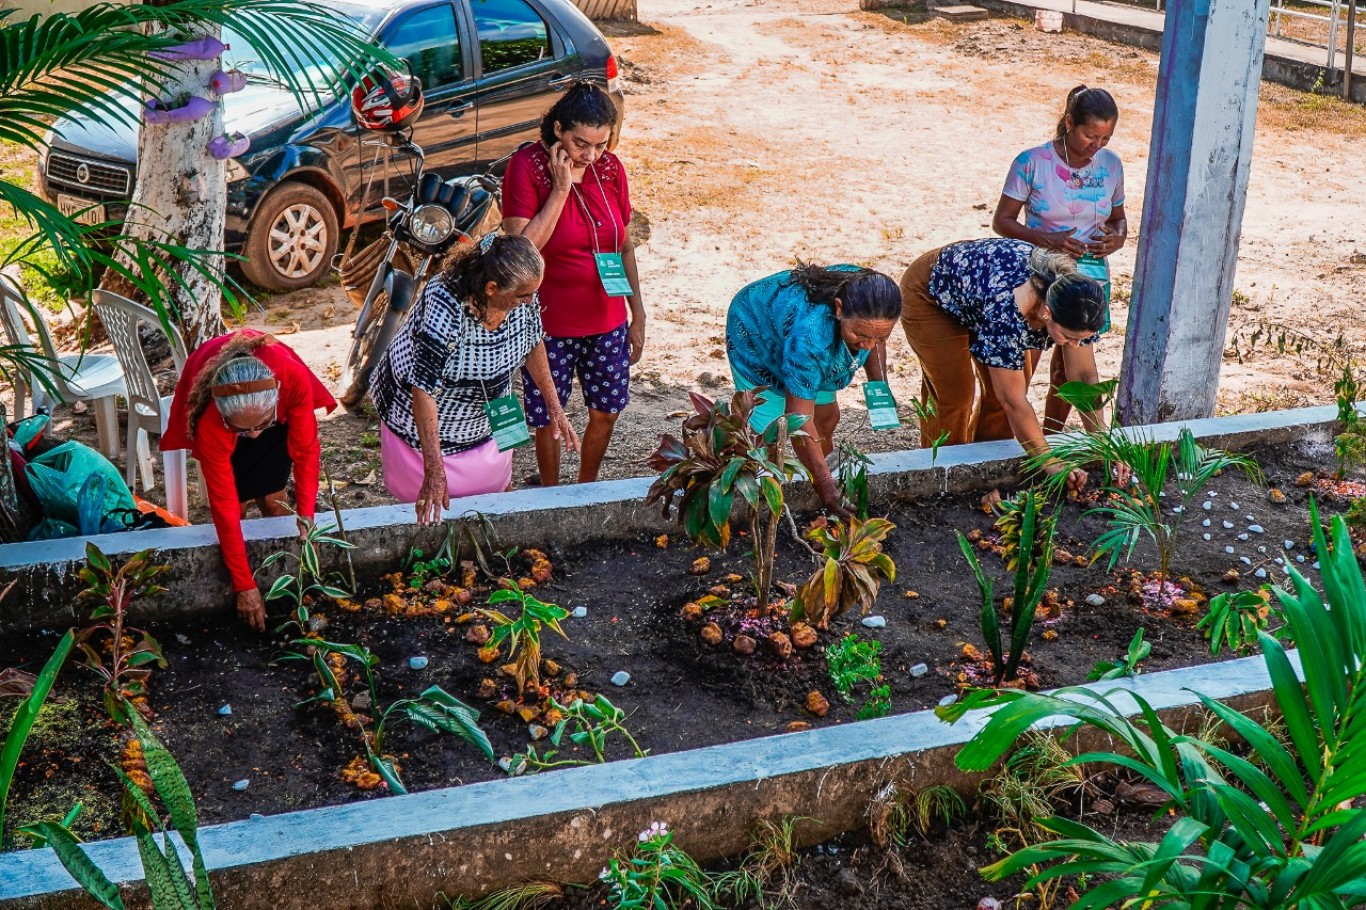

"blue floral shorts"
[523,323,631,428]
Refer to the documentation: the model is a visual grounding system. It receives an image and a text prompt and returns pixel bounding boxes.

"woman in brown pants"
[899,238,1107,493]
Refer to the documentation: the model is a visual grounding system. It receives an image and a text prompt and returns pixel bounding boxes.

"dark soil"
[0,438,1352,849]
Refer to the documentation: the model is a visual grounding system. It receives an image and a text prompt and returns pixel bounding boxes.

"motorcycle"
[337,131,502,409]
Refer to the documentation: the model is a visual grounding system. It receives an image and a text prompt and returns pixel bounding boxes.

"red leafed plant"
[74,543,169,724]
[646,390,805,611]
[792,517,897,630]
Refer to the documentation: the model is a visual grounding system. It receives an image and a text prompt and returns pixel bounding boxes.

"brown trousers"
[899,248,1035,447]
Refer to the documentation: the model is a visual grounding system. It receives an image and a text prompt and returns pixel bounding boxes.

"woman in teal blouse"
[725,263,901,516]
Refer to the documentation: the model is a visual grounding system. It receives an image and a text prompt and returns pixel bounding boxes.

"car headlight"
[410,204,454,245]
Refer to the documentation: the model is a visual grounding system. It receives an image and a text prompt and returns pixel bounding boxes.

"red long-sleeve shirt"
[162,331,336,593]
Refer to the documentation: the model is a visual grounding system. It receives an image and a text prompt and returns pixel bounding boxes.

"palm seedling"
[940,501,1366,909]
[647,390,806,611]
[958,491,1057,686]
[1034,426,1261,590]
[260,516,355,635]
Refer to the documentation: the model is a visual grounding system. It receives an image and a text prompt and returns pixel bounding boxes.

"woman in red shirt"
[162,330,336,631]
[502,81,643,486]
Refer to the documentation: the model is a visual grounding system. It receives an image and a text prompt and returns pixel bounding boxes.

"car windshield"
[222,3,386,91]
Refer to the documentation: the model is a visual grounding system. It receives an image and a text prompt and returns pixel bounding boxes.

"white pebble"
[1284,540,1295,550]
[1258,546,1266,554]
[1248,524,1264,534]
[1202,501,1213,511]
[1223,521,1235,529]
[571,606,588,618]
[1209,491,1218,496]
[909,663,929,678]
[1172,506,1184,514]
[1254,568,1268,579]
[1225,546,1235,554]
[1083,593,1105,607]
[611,671,631,687]
[408,656,429,671]
[249,813,264,820]
[1237,533,1249,541]
[938,694,957,707]
[861,615,887,629]
[1230,502,1240,510]
[1202,519,1211,527]
[217,704,232,716]
[1203,533,1211,541]
[1313,561,1322,570]
[1274,557,1284,565]
[1296,554,1306,563]
[1240,556,1253,565]
[232,779,250,792]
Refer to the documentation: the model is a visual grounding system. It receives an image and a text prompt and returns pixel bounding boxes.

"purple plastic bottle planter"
[208,133,251,161]
[143,95,215,125]
[210,69,247,95]
[152,34,228,62]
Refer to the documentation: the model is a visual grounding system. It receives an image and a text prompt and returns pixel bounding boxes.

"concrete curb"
[0,404,1341,630]
[0,650,1297,910]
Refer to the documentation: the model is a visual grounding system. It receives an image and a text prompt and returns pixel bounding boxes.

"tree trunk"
[101,8,227,349]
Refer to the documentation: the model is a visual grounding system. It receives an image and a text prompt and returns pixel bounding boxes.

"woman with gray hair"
[898,239,1107,494]
[163,329,336,630]
[371,233,578,526]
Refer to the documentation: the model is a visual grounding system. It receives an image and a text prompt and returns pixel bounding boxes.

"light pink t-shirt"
[1001,142,1125,242]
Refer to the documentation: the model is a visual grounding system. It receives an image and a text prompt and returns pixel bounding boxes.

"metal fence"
[1269,0,1358,72]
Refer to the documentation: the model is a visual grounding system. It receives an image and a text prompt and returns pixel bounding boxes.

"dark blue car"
[39,0,625,291]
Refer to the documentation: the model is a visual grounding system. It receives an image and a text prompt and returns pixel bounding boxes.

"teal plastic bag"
[25,441,135,534]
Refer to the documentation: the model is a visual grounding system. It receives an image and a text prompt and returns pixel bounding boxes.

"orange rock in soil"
[733,634,757,655]
[805,691,830,717]
[700,622,724,646]
[787,721,812,732]
[690,556,711,576]
[465,624,491,645]
[680,602,703,621]
[768,631,793,660]
[656,534,669,548]
[477,645,500,664]
[790,623,818,648]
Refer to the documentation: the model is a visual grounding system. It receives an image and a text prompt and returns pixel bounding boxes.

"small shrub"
[75,544,168,724]
[600,822,717,910]
[791,516,896,630]
[826,633,882,701]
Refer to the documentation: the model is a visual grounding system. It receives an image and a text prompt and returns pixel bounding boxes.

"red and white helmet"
[351,64,424,132]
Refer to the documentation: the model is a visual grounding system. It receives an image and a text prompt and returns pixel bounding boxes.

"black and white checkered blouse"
[372,278,545,455]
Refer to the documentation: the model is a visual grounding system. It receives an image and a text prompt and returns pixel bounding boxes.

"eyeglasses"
[223,402,278,436]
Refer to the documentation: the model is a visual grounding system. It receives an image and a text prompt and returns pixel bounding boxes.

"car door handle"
[446,100,474,118]
[548,74,575,90]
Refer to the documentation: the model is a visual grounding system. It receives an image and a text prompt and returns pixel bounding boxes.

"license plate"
[57,194,105,225]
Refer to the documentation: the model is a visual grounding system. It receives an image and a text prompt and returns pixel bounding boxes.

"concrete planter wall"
[0,651,1296,910]
[0,404,1341,632]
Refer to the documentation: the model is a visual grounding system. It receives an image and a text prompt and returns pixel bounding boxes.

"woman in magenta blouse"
[502,81,644,486]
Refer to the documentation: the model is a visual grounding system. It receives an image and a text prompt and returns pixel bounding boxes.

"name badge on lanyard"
[1076,253,1112,332]
[595,252,634,297]
[483,394,531,451]
[864,381,901,430]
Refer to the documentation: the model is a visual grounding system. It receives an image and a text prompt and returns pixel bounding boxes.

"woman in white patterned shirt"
[372,234,578,524]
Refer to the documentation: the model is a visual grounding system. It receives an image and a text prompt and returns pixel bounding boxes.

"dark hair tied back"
[786,263,902,322]
[1055,85,1119,141]
[540,81,618,146]
[1045,273,1106,334]
[440,234,544,319]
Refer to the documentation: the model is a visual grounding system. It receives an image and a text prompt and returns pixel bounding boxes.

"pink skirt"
[380,424,513,504]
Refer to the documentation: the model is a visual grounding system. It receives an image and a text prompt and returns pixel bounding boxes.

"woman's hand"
[1039,227,1087,258]
[627,317,645,365]
[415,467,449,526]
[815,475,854,521]
[1109,461,1132,488]
[548,142,574,194]
[1044,460,1089,494]
[236,588,267,632]
[1088,224,1127,256]
[548,407,580,453]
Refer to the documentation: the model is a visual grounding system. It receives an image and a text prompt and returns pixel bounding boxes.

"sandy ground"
[37,0,1366,518]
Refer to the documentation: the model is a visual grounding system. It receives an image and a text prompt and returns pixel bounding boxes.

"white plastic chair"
[90,290,190,520]
[0,274,126,459]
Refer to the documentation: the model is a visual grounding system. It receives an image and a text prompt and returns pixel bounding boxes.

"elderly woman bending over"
[371,233,578,525]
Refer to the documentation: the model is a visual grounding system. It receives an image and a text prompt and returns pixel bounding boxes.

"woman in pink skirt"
[371,234,577,524]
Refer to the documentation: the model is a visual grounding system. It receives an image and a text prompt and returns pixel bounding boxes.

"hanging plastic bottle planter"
[152,34,228,62]
[208,132,251,161]
[143,94,215,125]
[209,69,247,95]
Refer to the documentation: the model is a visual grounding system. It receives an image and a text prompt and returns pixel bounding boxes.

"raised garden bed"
[0,432,1346,845]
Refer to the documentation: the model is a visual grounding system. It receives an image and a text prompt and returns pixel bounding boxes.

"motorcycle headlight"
[410,204,455,245]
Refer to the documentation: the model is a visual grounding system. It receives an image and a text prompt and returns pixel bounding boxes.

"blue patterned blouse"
[928,238,1093,371]
[725,266,870,400]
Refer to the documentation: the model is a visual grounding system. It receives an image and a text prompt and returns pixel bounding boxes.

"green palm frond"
[0,1,397,152]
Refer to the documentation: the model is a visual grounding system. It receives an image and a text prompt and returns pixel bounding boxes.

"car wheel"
[241,182,340,292]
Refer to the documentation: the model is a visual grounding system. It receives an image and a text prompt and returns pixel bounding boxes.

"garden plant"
[74,544,169,724]
[791,516,896,630]
[0,629,72,845]
[941,502,1366,908]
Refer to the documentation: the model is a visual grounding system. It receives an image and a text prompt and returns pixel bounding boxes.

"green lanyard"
[452,303,532,452]
[862,343,900,430]
[571,166,633,298]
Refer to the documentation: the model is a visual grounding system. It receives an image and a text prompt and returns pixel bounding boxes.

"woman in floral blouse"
[898,238,1106,492]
